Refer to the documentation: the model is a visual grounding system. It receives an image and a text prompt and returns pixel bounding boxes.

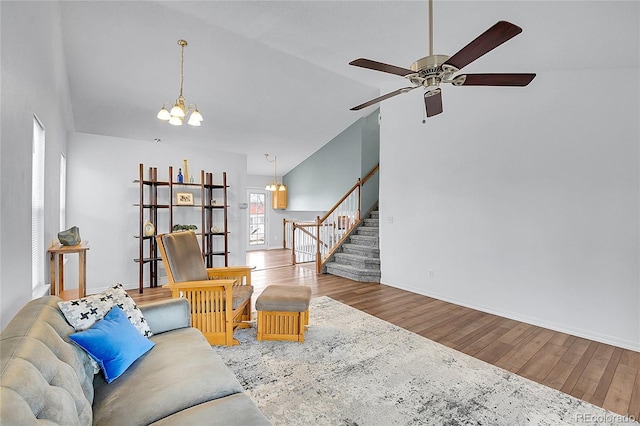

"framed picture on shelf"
[176,192,194,205]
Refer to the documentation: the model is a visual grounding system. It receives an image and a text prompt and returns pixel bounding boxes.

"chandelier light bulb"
[157,107,171,121]
[169,116,183,126]
[189,108,203,123]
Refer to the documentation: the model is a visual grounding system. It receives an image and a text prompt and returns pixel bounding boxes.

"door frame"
[247,189,268,251]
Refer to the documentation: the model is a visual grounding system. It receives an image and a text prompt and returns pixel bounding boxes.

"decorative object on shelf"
[177,168,183,183]
[264,154,287,192]
[183,159,189,183]
[58,226,81,246]
[172,224,198,232]
[211,225,220,233]
[156,39,204,126]
[176,192,194,205]
[143,220,155,237]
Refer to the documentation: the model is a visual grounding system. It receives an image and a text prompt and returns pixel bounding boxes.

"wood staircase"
[324,209,380,282]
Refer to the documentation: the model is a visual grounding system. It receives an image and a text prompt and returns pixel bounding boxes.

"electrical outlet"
[386,216,394,224]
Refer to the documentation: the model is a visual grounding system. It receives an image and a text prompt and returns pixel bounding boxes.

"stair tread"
[334,252,380,263]
[350,235,378,242]
[326,262,381,276]
[342,243,380,252]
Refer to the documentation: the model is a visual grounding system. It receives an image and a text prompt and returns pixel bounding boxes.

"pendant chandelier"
[264,154,287,192]
[157,39,203,126]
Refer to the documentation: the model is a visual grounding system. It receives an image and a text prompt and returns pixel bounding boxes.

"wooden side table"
[48,241,90,299]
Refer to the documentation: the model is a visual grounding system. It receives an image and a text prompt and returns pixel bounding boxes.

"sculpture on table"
[58,226,81,246]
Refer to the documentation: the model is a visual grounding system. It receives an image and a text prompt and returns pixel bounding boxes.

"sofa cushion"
[232,285,254,310]
[92,327,244,426]
[69,306,155,383]
[149,393,271,426]
[0,297,94,425]
[58,283,152,337]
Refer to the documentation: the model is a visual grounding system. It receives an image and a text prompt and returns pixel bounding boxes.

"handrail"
[361,164,379,185]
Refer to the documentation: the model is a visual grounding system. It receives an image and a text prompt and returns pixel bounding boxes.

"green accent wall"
[284,109,379,212]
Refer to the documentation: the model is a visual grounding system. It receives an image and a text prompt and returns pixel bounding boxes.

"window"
[60,153,66,231]
[249,192,266,246]
[32,116,45,294]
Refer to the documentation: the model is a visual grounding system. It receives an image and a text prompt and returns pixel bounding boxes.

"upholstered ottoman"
[256,285,312,342]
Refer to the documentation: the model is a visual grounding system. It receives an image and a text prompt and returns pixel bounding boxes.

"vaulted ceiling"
[56,1,639,175]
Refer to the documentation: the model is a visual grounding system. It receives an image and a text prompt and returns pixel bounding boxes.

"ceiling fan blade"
[349,58,415,77]
[351,86,418,111]
[444,21,523,71]
[456,73,536,86]
[424,89,443,117]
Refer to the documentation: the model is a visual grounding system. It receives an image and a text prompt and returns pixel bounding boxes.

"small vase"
[143,220,155,237]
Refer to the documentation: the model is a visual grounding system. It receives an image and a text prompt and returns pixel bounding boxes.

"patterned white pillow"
[58,284,152,337]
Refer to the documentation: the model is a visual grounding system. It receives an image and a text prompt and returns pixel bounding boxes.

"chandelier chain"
[178,40,185,98]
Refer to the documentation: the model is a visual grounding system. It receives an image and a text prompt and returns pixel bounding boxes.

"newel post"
[315,216,322,273]
[291,223,297,265]
[357,178,362,221]
[282,218,287,249]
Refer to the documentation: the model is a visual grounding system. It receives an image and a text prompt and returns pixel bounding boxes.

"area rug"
[215,296,635,426]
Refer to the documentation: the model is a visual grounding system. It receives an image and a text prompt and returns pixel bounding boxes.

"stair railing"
[284,220,317,264]
[285,164,379,272]
[314,164,379,273]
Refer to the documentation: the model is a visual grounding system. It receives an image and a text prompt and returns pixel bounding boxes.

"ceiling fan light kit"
[349,1,536,118]
[157,39,204,127]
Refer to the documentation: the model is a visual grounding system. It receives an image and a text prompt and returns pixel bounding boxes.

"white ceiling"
[57,1,639,175]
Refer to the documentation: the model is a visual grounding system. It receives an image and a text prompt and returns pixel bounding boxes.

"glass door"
[248,190,267,249]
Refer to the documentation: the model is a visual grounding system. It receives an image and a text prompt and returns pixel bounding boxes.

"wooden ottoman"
[256,285,312,342]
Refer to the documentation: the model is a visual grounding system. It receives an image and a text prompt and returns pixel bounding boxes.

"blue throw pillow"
[69,305,155,383]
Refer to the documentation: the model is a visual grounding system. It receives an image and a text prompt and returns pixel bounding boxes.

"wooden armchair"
[156,231,253,346]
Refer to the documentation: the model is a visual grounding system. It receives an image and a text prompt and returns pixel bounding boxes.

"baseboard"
[384,280,640,353]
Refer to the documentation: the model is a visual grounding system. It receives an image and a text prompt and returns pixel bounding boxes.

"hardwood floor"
[129,249,640,420]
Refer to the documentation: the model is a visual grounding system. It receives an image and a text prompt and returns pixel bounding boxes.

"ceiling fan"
[349,0,536,117]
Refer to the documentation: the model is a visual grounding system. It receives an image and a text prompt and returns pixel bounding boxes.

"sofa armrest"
[140,298,191,335]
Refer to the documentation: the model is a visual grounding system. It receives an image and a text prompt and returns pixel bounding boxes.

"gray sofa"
[0,296,271,425]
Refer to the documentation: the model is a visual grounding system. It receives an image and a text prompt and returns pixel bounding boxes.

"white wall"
[379,67,639,351]
[65,133,248,293]
[247,174,325,250]
[0,1,73,328]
